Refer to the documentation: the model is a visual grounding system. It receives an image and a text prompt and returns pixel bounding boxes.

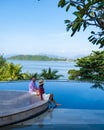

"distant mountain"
[7,54,74,62]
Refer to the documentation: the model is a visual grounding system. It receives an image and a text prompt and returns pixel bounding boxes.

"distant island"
[7,55,74,62]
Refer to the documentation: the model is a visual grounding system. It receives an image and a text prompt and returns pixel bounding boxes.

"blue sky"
[0,0,102,58]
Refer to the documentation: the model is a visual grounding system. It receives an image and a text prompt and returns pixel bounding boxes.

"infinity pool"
[0,80,104,110]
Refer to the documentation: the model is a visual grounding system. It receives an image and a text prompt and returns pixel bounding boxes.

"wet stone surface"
[0,91,45,116]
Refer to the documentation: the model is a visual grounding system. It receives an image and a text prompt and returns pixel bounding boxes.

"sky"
[0,0,102,58]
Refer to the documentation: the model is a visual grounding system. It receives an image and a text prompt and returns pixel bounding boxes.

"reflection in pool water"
[0,80,104,110]
[91,82,104,91]
[1,80,104,130]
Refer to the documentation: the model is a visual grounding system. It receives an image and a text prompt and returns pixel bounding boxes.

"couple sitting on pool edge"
[29,77,60,108]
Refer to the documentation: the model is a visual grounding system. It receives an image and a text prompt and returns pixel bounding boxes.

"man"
[29,77,39,95]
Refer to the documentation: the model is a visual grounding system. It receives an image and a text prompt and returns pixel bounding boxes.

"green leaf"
[66,24,72,31]
[89,11,95,17]
[89,37,95,42]
[58,0,65,7]
[83,22,87,31]
[70,2,76,7]
[87,0,91,2]
[97,2,104,10]
[77,6,82,11]
[66,4,70,12]
[71,25,79,36]
[64,20,70,23]
[91,31,95,34]
[77,23,82,32]
[92,39,97,44]
[88,35,93,40]
[73,11,80,17]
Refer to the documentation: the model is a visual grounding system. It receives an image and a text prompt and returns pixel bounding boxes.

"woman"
[38,79,60,107]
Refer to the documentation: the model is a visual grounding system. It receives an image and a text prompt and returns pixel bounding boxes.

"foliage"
[58,0,104,48]
[0,62,23,81]
[40,67,63,79]
[0,55,63,81]
[6,63,23,80]
[22,72,41,80]
[68,69,80,80]
[0,55,23,80]
[0,55,6,68]
[68,51,104,81]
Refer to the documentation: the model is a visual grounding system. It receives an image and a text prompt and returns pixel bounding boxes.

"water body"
[1,80,104,129]
[7,60,78,79]
[3,60,104,129]
[0,80,104,110]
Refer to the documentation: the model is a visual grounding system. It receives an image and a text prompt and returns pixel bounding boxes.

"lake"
[7,60,78,79]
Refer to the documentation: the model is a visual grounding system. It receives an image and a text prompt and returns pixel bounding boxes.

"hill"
[7,55,74,61]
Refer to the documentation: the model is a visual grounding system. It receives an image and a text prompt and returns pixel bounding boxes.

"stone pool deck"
[0,90,48,126]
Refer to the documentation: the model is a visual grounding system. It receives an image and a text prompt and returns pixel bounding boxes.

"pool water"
[0,80,104,110]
